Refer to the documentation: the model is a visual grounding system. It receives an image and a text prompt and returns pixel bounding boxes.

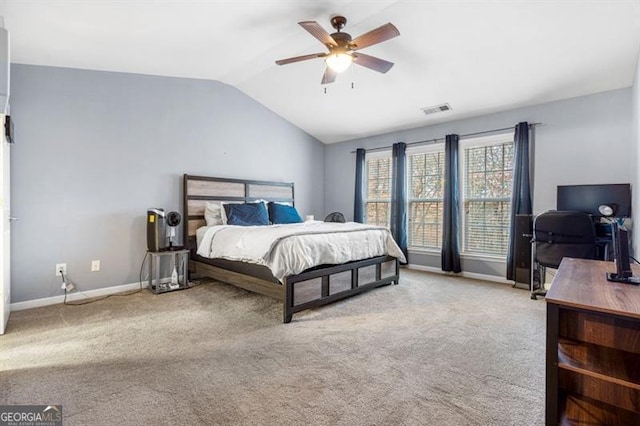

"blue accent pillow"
[224,202,269,226]
[268,202,303,224]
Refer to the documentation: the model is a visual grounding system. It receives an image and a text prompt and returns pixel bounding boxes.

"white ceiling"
[1,0,639,144]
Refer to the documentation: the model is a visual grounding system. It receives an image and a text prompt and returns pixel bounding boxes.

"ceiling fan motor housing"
[329,16,351,52]
[330,32,352,50]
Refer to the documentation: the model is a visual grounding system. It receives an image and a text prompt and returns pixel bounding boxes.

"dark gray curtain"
[442,134,461,273]
[506,122,532,280]
[354,148,366,223]
[391,143,408,263]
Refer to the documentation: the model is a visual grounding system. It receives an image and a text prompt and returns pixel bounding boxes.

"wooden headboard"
[182,174,295,253]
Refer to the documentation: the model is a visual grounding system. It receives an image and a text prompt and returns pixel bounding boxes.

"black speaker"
[514,214,533,285]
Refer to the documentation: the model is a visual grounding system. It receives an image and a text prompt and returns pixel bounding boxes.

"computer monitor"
[606,224,640,285]
[557,183,631,217]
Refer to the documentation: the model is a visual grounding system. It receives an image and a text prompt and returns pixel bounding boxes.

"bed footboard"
[283,255,399,323]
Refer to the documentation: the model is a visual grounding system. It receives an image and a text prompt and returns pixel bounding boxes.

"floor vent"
[421,103,452,115]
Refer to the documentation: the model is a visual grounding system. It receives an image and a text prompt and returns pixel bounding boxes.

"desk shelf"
[558,338,640,387]
[560,393,640,425]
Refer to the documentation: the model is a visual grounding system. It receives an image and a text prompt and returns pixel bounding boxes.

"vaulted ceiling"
[1,1,639,143]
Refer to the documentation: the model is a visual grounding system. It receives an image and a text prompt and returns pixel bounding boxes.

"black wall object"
[4,115,13,144]
[514,214,533,285]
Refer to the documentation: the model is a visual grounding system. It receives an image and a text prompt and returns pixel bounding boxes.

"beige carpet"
[0,269,546,425]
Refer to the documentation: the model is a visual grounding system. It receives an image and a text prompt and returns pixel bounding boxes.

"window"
[407,145,445,249]
[461,134,514,256]
[364,152,392,227]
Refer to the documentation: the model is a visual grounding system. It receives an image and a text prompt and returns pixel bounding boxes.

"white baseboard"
[11,265,511,311]
[10,280,155,311]
[407,264,512,285]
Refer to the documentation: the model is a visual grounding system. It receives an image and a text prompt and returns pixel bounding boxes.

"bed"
[183,174,403,323]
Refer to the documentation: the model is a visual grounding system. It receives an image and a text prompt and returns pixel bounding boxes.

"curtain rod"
[350,122,542,154]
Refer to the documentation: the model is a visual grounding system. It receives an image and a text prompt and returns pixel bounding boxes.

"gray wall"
[325,88,633,276]
[10,64,325,303]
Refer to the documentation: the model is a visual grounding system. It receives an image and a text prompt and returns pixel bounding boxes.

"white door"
[0,114,9,334]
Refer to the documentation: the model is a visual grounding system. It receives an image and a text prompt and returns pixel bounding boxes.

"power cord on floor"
[139,250,149,289]
[631,256,640,265]
[62,252,149,306]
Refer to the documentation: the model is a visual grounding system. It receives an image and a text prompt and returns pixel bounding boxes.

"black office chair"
[531,210,597,299]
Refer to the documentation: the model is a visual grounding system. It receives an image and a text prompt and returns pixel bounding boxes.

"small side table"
[148,249,189,294]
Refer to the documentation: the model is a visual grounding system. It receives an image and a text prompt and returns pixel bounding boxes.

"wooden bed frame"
[183,174,400,323]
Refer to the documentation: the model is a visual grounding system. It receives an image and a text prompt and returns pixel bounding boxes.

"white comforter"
[196,221,406,281]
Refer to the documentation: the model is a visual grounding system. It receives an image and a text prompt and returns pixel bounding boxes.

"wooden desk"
[545,258,640,425]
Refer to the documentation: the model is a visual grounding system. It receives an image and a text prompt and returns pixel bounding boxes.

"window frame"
[406,143,446,252]
[363,150,393,228]
[458,132,514,259]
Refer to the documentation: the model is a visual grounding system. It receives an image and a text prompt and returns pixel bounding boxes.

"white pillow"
[204,202,223,226]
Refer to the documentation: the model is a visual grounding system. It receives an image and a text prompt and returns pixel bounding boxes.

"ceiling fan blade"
[321,67,337,85]
[353,53,394,73]
[275,53,326,66]
[350,23,400,50]
[299,21,338,47]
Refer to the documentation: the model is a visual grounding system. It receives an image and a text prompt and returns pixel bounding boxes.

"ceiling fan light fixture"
[325,53,352,73]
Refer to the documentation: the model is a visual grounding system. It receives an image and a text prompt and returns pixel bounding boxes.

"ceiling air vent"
[421,103,452,116]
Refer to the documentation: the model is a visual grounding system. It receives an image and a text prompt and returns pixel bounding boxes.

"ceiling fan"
[275,16,400,85]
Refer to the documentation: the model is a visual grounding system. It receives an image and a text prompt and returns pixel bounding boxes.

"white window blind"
[461,135,514,256]
[408,146,445,249]
[365,153,392,228]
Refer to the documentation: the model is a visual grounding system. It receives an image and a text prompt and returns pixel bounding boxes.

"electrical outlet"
[55,263,67,276]
[91,260,100,272]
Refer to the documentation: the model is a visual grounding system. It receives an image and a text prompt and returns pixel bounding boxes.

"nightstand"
[148,249,189,294]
